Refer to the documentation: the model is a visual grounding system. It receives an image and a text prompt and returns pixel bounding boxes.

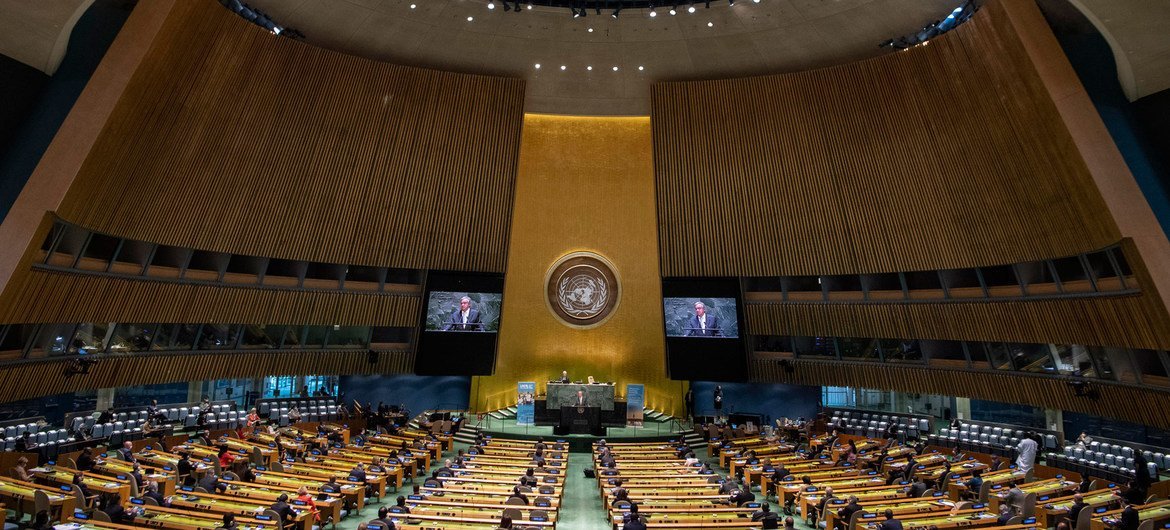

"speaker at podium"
[555,405,604,436]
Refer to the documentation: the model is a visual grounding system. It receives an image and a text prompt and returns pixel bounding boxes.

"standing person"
[1015,434,1038,475]
[1133,449,1151,490]
[684,387,695,423]
[713,385,724,421]
[686,302,722,337]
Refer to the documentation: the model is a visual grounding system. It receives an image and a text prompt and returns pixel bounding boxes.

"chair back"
[34,490,51,515]
[92,509,112,523]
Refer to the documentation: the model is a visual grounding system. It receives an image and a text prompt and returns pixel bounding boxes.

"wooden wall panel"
[745,239,1170,350]
[0,269,420,326]
[0,350,413,405]
[652,1,1118,278]
[746,296,1170,350]
[750,359,1170,430]
[54,0,523,272]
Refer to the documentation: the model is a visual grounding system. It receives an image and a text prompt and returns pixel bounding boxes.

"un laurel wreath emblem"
[546,252,620,328]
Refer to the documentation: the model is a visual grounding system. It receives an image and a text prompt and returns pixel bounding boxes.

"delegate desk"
[168,491,313,530]
[124,501,281,530]
[0,478,78,521]
[1036,488,1119,528]
[1089,500,1170,530]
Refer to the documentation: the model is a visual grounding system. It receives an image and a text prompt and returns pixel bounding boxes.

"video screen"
[424,292,502,332]
[663,297,740,338]
[416,271,504,376]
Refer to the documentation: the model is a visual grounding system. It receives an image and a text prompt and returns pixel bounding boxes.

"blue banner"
[517,382,536,426]
[626,384,645,427]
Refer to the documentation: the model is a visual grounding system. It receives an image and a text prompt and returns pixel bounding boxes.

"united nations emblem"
[546,252,620,328]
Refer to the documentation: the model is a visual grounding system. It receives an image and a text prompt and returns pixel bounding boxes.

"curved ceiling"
[1064,0,1170,101]
[243,0,963,115]
[0,0,93,74]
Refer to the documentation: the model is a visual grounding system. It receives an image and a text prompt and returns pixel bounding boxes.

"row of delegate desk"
[711,433,1170,530]
[0,423,472,530]
[593,440,765,529]
[408,435,567,528]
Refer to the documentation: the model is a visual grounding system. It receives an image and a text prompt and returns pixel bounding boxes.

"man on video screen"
[443,296,483,331]
[685,301,721,337]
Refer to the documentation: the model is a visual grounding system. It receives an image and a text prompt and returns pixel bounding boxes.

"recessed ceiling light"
[707,21,713,27]
[638,65,644,71]
[688,5,696,13]
[488,1,495,9]
[409,3,416,8]
[587,65,593,70]
[650,10,657,17]
[467,16,474,21]
[612,66,619,71]
[669,8,677,15]
[534,63,541,69]
[560,65,567,70]
[588,27,594,32]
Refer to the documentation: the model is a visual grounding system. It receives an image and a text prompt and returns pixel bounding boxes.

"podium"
[555,406,604,436]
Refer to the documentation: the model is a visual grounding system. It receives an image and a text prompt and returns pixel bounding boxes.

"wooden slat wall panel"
[746,294,1169,350]
[0,269,420,325]
[0,350,413,405]
[54,0,523,272]
[750,359,1170,430]
[652,0,1118,278]
[744,239,1170,350]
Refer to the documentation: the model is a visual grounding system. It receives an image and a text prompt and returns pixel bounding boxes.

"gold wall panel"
[471,114,684,416]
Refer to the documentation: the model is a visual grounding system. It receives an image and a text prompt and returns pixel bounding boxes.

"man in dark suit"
[442,296,483,331]
[199,471,227,494]
[575,390,587,407]
[685,302,721,337]
[558,371,570,383]
[1115,497,1139,530]
[878,509,904,530]
[752,503,780,529]
[118,441,136,463]
[835,496,862,530]
[269,494,296,529]
[1066,493,1088,526]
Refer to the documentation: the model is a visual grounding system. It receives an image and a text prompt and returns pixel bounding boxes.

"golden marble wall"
[470,114,684,417]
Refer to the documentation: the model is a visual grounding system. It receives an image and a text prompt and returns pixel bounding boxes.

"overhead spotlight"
[588,27,594,32]
[587,65,593,70]
[704,0,711,7]
[488,1,495,10]
[409,3,416,8]
[707,21,713,27]
[467,16,474,21]
[728,0,735,5]
[612,5,622,18]
[650,9,656,17]
[688,3,696,14]
[752,0,760,3]
[612,66,619,71]
[527,2,533,9]
[670,2,678,15]
[560,65,566,70]
[534,63,541,69]
[638,65,644,70]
